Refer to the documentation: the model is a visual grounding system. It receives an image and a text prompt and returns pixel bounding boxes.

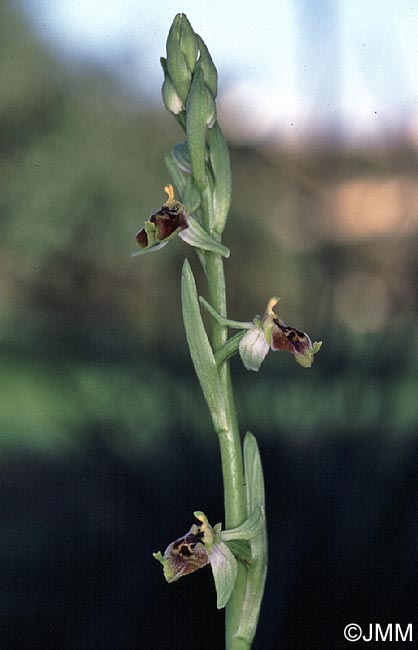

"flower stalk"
[136,13,321,649]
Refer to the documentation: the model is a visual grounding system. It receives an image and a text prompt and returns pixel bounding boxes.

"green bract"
[186,65,208,190]
[196,34,218,97]
[207,123,232,234]
[236,433,268,643]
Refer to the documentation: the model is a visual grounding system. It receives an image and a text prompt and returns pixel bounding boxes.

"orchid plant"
[134,14,321,649]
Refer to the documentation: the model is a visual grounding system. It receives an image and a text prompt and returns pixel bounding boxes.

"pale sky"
[21,0,418,145]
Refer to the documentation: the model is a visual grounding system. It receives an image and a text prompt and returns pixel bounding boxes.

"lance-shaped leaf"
[186,65,208,191]
[207,123,232,234]
[181,260,227,433]
[236,432,268,644]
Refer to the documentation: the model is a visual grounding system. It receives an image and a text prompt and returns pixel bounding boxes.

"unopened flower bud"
[166,15,196,102]
[162,72,184,115]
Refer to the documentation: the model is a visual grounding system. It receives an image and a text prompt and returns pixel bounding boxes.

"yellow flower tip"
[267,296,281,317]
[164,184,175,202]
[194,511,206,528]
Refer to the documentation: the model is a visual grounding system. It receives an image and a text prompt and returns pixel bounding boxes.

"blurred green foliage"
[1,3,417,455]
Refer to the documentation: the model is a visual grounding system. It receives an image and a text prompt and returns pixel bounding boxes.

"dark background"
[1,3,417,648]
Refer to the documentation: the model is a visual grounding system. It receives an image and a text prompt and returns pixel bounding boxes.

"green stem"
[198,171,249,648]
[204,248,249,649]
[206,253,245,523]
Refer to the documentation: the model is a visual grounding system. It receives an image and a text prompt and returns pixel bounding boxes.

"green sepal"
[181,260,227,433]
[199,296,253,330]
[182,175,201,212]
[164,152,187,197]
[294,340,322,368]
[152,551,164,566]
[209,541,238,609]
[207,123,232,234]
[313,341,322,354]
[144,219,157,246]
[131,241,169,257]
[239,324,269,371]
[179,216,230,257]
[166,15,192,103]
[196,34,218,96]
[186,65,208,190]
[132,220,172,256]
[191,512,237,609]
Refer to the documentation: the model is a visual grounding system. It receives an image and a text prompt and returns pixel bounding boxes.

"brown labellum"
[271,319,313,356]
[162,524,209,582]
